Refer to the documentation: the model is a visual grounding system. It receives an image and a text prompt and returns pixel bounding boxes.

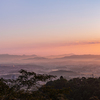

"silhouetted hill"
[59,54,100,59]
[24,57,48,60]
[0,54,37,59]
[49,70,79,77]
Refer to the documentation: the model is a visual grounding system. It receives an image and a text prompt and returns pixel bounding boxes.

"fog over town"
[1,54,100,80]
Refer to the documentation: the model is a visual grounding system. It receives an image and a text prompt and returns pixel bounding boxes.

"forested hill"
[0,69,100,100]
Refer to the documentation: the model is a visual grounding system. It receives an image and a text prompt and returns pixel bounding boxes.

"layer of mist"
[0,54,100,79]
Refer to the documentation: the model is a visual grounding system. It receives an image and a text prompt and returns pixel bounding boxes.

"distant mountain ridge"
[0,54,37,57]
[57,54,100,59]
[49,70,79,78]
[24,57,48,60]
[0,54,100,60]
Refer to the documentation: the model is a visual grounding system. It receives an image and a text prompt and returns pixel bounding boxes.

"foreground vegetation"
[0,70,100,100]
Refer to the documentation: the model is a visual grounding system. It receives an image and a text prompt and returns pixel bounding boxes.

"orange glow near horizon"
[1,42,100,56]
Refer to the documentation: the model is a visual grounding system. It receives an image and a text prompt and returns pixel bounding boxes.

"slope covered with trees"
[0,70,100,100]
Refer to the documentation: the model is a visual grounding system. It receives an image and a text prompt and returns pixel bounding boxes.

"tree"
[7,69,56,91]
[89,96,99,100]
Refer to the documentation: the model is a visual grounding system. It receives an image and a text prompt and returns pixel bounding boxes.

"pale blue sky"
[0,0,100,55]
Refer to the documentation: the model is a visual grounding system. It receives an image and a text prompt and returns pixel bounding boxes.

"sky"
[0,0,100,56]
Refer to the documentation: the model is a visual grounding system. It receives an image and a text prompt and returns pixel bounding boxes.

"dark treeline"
[0,69,100,100]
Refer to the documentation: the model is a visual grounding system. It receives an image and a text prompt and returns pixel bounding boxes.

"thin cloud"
[46,41,100,47]
[2,41,100,49]
[26,41,100,48]
[27,41,100,49]
[69,41,100,45]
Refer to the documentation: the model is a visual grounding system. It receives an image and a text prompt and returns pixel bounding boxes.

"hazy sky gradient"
[0,0,100,55]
